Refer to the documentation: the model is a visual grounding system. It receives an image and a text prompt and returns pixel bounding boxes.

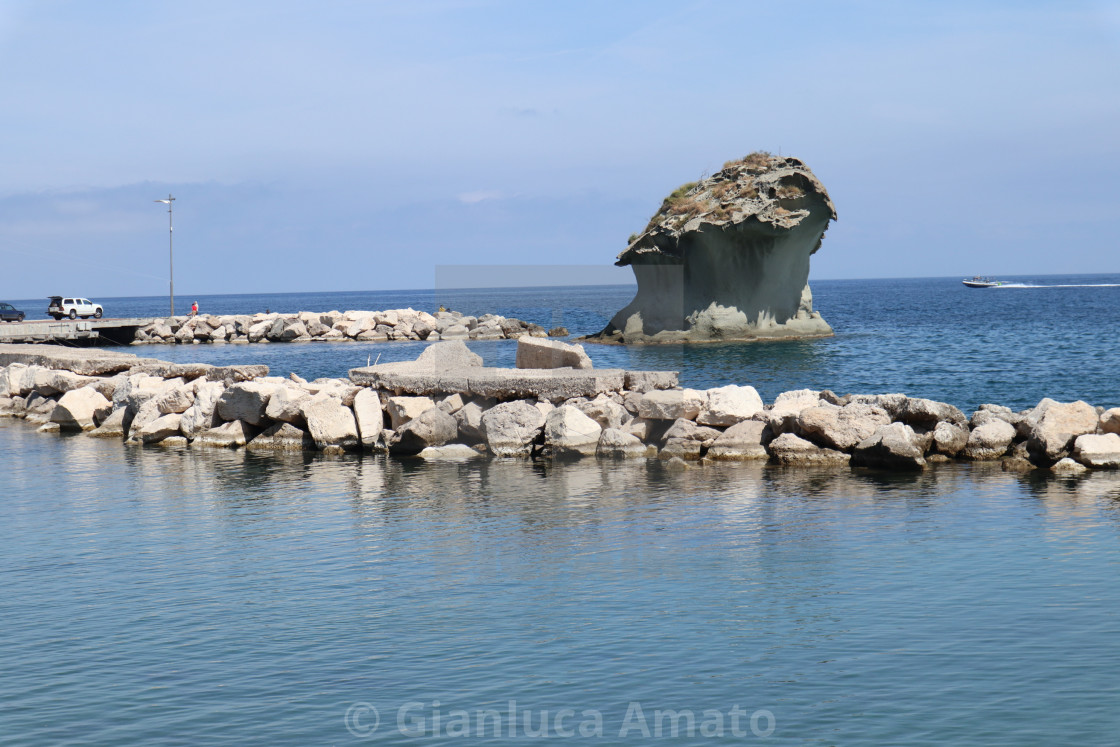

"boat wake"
[996,283,1120,289]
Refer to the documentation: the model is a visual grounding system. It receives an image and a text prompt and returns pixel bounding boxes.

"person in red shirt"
[190,301,198,316]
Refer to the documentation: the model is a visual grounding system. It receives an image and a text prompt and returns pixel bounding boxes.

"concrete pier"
[0,318,151,345]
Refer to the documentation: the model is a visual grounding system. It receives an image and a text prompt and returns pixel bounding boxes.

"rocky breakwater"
[3,340,1120,474]
[589,152,835,343]
[132,308,556,345]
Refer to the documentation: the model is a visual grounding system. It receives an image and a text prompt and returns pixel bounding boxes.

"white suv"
[48,296,104,320]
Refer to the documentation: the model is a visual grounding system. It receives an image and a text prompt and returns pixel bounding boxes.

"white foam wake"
[994,283,1120,289]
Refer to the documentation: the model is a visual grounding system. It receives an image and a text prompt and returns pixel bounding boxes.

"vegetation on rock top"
[628,151,832,250]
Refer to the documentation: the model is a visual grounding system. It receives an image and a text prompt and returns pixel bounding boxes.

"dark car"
[0,302,25,322]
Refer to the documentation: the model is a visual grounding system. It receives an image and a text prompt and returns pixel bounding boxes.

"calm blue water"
[10,274,1120,411]
[3,423,1120,745]
[5,275,1120,745]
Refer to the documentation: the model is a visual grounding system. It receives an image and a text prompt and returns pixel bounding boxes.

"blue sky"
[1,0,1118,298]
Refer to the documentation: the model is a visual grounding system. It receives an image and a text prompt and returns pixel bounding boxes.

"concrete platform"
[0,317,153,345]
[350,361,678,402]
[0,343,140,375]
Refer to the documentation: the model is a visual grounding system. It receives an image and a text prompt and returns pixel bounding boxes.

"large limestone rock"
[706,420,769,460]
[264,386,311,424]
[1019,398,1099,464]
[304,395,359,451]
[352,388,384,447]
[454,401,487,444]
[576,394,630,430]
[637,389,704,421]
[516,337,593,370]
[851,423,927,470]
[1072,433,1120,469]
[768,432,849,465]
[390,407,458,455]
[246,422,314,451]
[194,420,258,448]
[970,404,1019,429]
[768,389,821,435]
[481,400,545,456]
[137,413,183,444]
[50,387,112,431]
[697,385,764,426]
[154,385,195,415]
[931,421,969,457]
[597,428,647,458]
[417,444,484,460]
[797,401,891,451]
[215,382,277,426]
[544,405,603,457]
[962,420,1017,461]
[415,340,483,368]
[33,369,94,397]
[1099,408,1120,435]
[386,396,436,430]
[180,382,225,438]
[87,407,127,438]
[898,397,967,428]
[590,153,835,343]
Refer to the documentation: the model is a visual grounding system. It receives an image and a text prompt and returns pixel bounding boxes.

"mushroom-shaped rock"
[50,387,112,431]
[544,405,603,457]
[590,153,835,343]
[481,400,545,456]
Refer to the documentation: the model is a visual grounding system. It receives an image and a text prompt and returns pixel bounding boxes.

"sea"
[3,274,1120,745]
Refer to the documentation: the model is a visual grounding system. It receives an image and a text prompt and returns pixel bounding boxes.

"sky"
[1,0,1119,299]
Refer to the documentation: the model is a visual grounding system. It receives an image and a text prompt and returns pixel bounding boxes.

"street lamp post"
[154,194,176,316]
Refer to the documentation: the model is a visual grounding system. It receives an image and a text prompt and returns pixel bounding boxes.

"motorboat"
[962,276,1004,288]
